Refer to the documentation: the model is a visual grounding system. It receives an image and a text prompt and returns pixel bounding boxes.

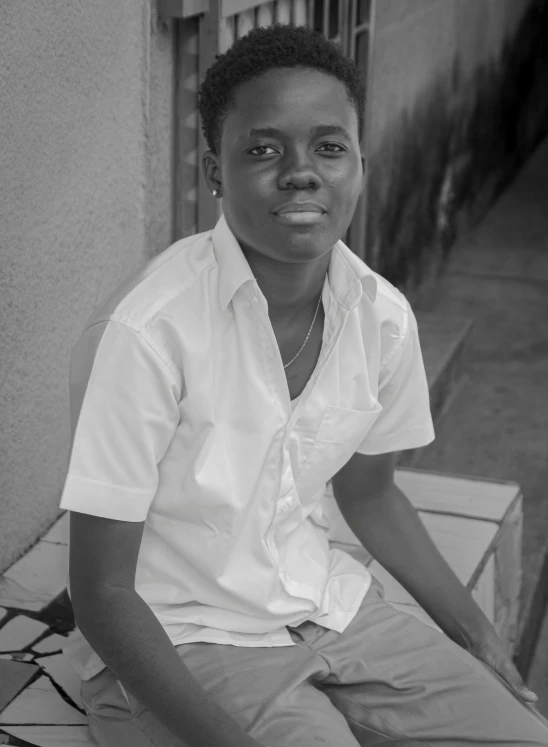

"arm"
[69,512,262,747]
[331,452,494,648]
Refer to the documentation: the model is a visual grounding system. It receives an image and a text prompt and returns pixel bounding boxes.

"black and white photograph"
[1,1,548,744]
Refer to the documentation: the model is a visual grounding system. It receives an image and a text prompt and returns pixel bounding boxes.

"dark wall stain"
[364,0,548,300]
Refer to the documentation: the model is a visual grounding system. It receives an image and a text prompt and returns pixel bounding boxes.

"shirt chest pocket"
[314,403,382,445]
[297,403,383,492]
[294,402,384,493]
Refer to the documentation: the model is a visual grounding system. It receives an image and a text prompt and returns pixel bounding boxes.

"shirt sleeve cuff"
[59,473,154,522]
[356,422,435,456]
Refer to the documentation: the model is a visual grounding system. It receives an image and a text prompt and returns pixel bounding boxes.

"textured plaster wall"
[369,0,531,149]
[0,1,176,572]
[364,0,548,304]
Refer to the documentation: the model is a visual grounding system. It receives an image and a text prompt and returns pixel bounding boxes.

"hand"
[467,628,538,704]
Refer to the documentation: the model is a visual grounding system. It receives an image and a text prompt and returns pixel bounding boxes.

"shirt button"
[278,496,293,513]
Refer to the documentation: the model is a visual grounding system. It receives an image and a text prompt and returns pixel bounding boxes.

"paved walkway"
[413,135,548,714]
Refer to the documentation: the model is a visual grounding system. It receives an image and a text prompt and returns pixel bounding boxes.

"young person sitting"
[60,23,548,747]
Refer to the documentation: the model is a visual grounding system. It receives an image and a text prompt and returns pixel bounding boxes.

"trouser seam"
[336,693,434,747]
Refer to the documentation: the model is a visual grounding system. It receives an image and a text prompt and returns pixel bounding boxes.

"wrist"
[450,610,497,651]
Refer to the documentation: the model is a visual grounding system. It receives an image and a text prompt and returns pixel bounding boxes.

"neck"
[242,249,331,323]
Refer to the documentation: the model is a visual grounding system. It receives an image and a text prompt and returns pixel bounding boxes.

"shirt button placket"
[277,494,294,515]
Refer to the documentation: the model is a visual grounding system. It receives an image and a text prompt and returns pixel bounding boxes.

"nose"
[278,147,321,191]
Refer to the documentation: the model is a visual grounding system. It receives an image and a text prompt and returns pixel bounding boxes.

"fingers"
[493,658,538,702]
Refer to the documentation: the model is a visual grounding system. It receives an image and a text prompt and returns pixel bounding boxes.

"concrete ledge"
[515,537,548,678]
[397,312,475,468]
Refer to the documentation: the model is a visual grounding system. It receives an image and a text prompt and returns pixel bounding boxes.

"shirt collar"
[212,213,378,312]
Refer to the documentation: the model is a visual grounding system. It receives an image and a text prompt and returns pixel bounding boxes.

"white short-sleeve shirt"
[59,214,435,679]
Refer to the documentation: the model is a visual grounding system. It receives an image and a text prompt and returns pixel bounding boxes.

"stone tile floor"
[0,513,96,746]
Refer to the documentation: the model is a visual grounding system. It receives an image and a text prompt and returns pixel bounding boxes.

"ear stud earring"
[212,189,219,197]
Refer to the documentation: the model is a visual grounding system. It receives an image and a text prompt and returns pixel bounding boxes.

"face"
[202,67,365,265]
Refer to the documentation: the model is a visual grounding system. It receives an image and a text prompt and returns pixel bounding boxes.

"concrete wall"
[364,0,548,305]
[0,1,176,572]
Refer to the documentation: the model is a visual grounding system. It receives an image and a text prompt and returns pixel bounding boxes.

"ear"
[360,153,367,191]
[202,150,222,197]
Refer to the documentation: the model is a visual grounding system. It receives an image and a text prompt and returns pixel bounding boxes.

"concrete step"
[395,311,475,468]
[516,538,548,678]
[527,597,548,717]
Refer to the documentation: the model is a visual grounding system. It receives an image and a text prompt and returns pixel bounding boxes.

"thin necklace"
[283,292,322,369]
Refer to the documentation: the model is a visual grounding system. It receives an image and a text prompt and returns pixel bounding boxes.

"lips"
[273,202,326,215]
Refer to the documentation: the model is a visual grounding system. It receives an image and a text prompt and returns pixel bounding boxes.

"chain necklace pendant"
[283,292,322,369]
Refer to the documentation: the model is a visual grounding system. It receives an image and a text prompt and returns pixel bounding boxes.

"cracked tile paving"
[0,513,96,746]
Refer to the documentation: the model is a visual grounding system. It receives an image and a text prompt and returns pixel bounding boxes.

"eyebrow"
[246,125,351,141]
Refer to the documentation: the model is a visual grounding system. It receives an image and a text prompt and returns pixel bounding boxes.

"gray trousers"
[81,576,548,746]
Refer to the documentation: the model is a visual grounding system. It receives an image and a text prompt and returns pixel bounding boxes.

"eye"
[248,145,278,156]
[317,143,346,153]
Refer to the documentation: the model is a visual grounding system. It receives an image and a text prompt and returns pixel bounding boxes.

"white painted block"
[472,553,496,625]
[492,500,523,650]
[324,469,523,654]
[418,512,498,586]
[393,469,518,521]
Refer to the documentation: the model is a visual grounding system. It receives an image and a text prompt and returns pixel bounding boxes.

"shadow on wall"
[366,0,548,300]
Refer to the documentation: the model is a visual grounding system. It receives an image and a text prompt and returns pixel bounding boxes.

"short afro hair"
[198,23,366,156]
